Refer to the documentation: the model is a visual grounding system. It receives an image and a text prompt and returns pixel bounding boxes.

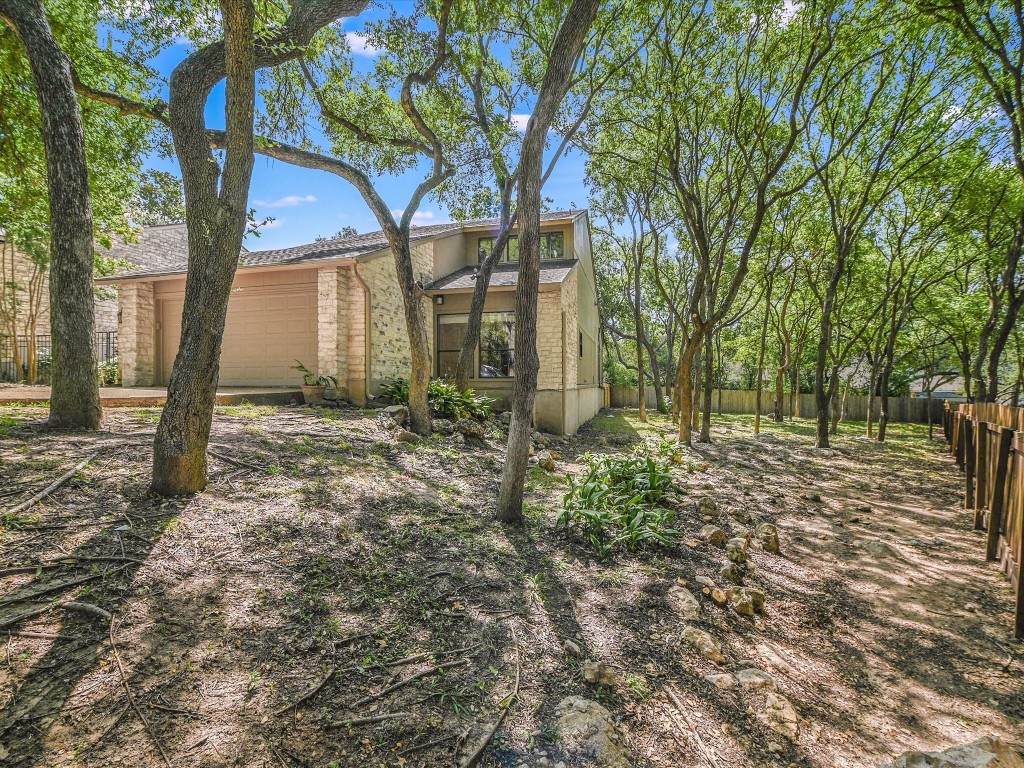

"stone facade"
[317,266,349,396]
[118,282,155,385]
[536,287,565,391]
[561,269,579,390]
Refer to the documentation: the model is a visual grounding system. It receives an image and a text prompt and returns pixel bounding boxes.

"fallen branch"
[327,711,411,728]
[274,664,337,716]
[665,686,719,768]
[397,734,459,757]
[5,450,101,517]
[0,555,145,577]
[6,630,79,641]
[207,449,266,473]
[351,659,468,708]
[63,602,113,622]
[0,573,104,607]
[458,625,521,768]
[110,617,172,768]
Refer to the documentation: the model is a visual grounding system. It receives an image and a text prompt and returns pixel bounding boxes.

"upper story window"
[477,232,565,263]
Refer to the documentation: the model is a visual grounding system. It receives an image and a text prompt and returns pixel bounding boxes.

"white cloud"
[392,209,438,226]
[347,32,381,57]
[510,114,531,132]
[254,194,316,208]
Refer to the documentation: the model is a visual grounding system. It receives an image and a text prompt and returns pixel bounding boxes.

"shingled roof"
[425,259,577,292]
[102,209,587,280]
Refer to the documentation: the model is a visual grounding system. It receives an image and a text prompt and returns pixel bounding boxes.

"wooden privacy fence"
[945,402,1024,638]
[607,385,950,424]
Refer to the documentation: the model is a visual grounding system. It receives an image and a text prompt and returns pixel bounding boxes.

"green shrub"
[97,356,121,386]
[558,443,683,556]
[381,377,494,420]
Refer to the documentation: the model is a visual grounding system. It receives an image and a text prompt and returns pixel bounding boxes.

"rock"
[582,660,617,687]
[757,523,780,554]
[882,737,1024,768]
[734,667,775,690]
[395,430,420,444]
[755,643,798,676]
[432,418,455,435]
[537,451,557,471]
[532,431,544,443]
[564,639,583,658]
[730,508,754,524]
[697,497,718,516]
[700,525,727,547]
[720,563,745,585]
[728,586,766,617]
[694,575,716,589]
[681,626,726,665]
[705,673,737,690]
[499,411,512,426]
[726,538,748,564]
[378,404,409,428]
[757,691,800,741]
[555,696,631,768]
[669,586,702,621]
[710,587,728,607]
[455,418,487,445]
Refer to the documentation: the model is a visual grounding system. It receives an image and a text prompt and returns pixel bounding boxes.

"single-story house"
[97,209,603,435]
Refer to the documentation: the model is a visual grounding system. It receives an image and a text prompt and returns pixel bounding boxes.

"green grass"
[216,402,280,418]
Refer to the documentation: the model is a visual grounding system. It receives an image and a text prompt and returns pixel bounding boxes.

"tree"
[131,170,186,225]
[495,0,599,523]
[0,0,102,427]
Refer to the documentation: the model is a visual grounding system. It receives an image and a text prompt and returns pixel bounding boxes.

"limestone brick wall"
[361,242,435,392]
[118,282,156,385]
[536,287,564,391]
[347,266,367,402]
[94,288,119,334]
[561,270,579,390]
[317,266,349,394]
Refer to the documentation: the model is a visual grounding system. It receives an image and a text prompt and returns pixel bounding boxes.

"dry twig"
[110,617,173,768]
[5,450,101,516]
[665,686,719,768]
[351,659,468,708]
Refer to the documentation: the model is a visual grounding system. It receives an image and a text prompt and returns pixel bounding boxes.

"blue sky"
[139,3,591,251]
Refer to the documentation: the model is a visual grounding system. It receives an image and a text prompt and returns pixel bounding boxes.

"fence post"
[964,417,976,509]
[975,421,989,531]
[985,427,1013,562]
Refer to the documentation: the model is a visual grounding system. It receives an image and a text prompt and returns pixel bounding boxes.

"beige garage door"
[159,286,318,386]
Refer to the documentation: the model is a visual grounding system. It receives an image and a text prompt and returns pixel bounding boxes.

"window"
[477,232,566,263]
[436,315,467,379]
[435,312,515,379]
[479,312,515,377]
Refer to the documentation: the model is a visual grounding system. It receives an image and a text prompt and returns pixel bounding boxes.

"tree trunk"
[814,249,847,448]
[496,0,598,522]
[0,0,101,429]
[865,369,876,438]
[754,300,770,434]
[700,330,712,442]
[691,342,702,436]
[152,0,256,494]
[877,364,892,442]
[675,347,696,445]
[392,239,432,434]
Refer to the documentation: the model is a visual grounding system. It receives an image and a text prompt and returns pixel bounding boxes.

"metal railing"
[0,331,118,383]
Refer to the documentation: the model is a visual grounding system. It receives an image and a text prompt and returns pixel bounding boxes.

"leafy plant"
[291,360,338,388]
[558,444,682,556]
[97,356,121,386]
[381,377,494,420]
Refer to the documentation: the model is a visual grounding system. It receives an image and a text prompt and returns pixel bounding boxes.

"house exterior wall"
[317,266,349,396]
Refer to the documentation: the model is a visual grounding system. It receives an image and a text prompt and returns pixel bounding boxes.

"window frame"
[477,231,566,263]
[434,311,516,380]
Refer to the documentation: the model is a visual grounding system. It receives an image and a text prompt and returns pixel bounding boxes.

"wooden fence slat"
[975,421,989,531]
[986,428,1014,562]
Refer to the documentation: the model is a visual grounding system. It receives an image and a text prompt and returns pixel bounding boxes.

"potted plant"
[291,360,338,405]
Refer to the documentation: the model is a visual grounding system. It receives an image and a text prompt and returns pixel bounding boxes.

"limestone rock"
[499,411,512,426]
[582,660,618,687]
[727,586,766,617]
[757,522,780,554]
[710,587,728,607]
[669,586,702,621]
[700,525,727,547]
[537,451,557,471]
[758,691,800,741]
[395,430,420,444]
[734,667,775,690]
[555,696,631,768]
[379,404,409,428]
[705,673,737,690]
[720,563,745,585]
[697,497,718,517]
[432,418,455,435]
[755,643,798,676]
[564,639,583,658]
[726,538,748,564]
[881,737,1024,768]
[455,418,487,445]
[681,626,726,665]
[730,508,754,524]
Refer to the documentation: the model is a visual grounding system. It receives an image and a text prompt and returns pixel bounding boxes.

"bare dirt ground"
[0,403,1020,768]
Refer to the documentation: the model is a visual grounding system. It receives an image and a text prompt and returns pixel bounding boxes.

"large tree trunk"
[877,364,892,442]
[675,346,696,445]
[496,0,598,523]
[814,250,847,448]
[152,0,256,494]
[0,0,101,429]
[392,239,432,434]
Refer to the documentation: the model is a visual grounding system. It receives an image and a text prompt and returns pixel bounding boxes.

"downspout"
[352,263,372,403]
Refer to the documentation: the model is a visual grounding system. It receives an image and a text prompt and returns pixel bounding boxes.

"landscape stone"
[555,696,631,768]
[432,418,455,435]
[681,626,727,664]
[455,418,487,445]
[758,691,800,740]
[726,538,748,564]
[698,497,718,516]
[757,522,781,553]
[700,524,727,547]
[881,737,1024,768]
[734,667,775,690]
[582,660,618,686]
[395,430,419,444]
[669,586,702,620]
[720,563,745,584]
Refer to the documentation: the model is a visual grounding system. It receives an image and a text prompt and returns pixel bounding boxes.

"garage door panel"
[159,284,316,386]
